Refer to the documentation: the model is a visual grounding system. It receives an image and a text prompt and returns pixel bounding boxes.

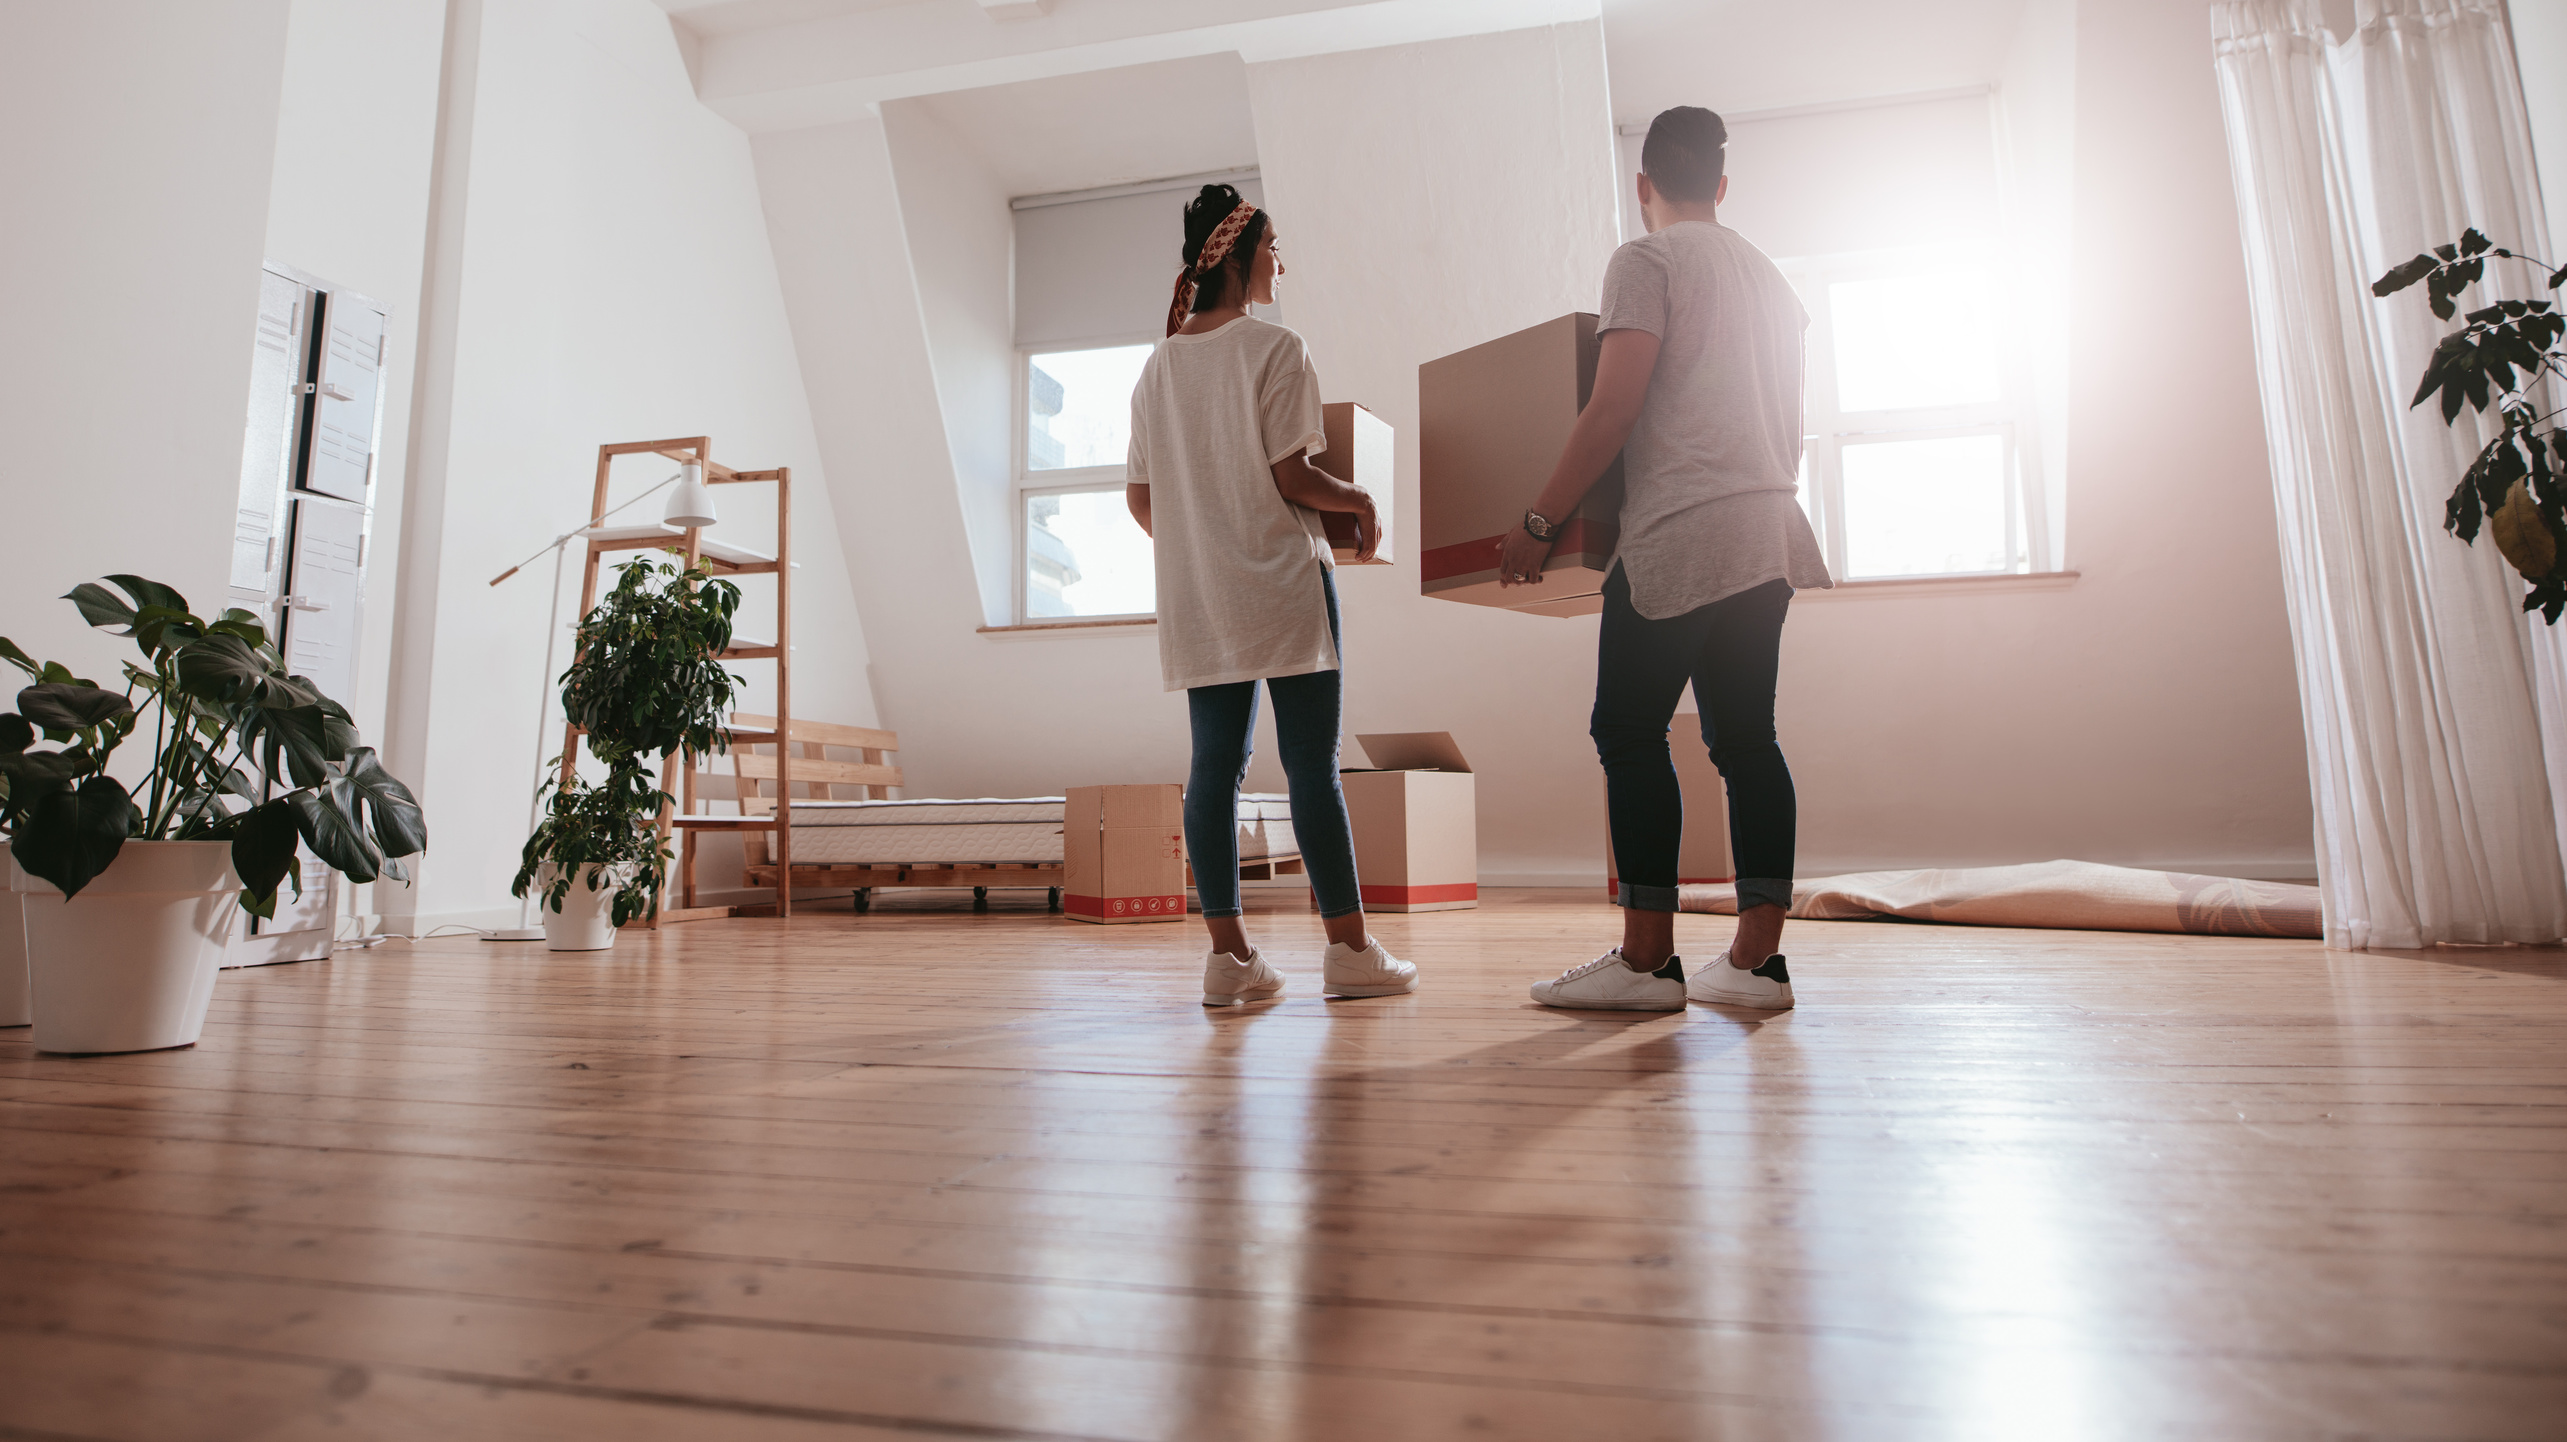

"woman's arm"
[1497,327,1661,586]
[1125,482,1151,538]
[1272,451,1379,562]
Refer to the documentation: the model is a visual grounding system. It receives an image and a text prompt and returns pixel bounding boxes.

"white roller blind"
[1015,176,1267,347]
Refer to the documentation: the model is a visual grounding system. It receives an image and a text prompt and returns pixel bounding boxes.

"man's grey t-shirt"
[1596,221,1832,619]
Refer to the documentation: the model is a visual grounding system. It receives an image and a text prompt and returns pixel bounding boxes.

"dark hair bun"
[1183,183,1248,266]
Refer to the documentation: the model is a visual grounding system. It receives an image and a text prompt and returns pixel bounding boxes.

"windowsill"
[977,616,1158,635]
[1799,569,2079,601]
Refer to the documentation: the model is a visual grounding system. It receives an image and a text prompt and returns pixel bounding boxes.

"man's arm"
[1497,327,1661,586]
[1125,482,1151,538]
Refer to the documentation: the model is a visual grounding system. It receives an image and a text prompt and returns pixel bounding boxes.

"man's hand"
[1497,524,1552,587]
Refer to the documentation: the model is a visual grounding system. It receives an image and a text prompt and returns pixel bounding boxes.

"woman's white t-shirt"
[1127,316,1337,693]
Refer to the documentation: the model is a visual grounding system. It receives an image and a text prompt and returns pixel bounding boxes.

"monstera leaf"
[12,776,139,899]
[17,683,132,733]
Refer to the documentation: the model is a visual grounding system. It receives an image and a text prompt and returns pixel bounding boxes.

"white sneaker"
[1688,951,1795,1010]
[1529,949,1686,1011]
[1202,947,1285,1007]
[1323,938,1418,997]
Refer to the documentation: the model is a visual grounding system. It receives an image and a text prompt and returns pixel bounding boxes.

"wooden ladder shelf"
[558,437,796,925]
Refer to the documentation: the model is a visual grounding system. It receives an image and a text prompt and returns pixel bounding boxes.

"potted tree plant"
[1,576,427,1054]
[513,554,739,950]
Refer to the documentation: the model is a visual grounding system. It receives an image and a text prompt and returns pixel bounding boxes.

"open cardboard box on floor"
[1341,732,1477,912]
[1604,712,1733,901]
[1063,784,1186,923]
[1310,401,1393,565]
[1419,314,1623,616]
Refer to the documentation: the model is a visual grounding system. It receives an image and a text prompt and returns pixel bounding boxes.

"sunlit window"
[1787,256,2041,580]
[1017,341,1157,621]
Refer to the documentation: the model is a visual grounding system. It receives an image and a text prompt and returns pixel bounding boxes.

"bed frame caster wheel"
[852,888,871,915]
[972,886,989,912]
[1047,887,1062,913]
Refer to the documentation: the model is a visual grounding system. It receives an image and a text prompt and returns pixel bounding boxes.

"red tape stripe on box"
[1420,519,1616,583]
[1359,883,1479,906]
[1064,893,1187,919]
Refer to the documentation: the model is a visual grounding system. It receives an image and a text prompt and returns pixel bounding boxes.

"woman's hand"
[1497,524,1551,587]
[1351,489,1381,563]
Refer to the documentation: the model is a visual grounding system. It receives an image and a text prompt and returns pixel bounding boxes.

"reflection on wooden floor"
[1,888,2562,1440]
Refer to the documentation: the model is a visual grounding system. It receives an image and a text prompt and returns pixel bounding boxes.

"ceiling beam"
[693,0,1601,132]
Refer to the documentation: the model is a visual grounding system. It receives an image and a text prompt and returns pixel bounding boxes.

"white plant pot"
[539,863,624,951]
[11,841,240,1054]
[0,887,28,1027]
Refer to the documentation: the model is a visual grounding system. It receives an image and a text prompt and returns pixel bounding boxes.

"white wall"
[880,101,1021,627]
[2516,0,2567,252]
[0,0,291,702]
[380,0,877,931]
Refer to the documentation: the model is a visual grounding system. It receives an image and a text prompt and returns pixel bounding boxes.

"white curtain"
[2213,0,2567,948]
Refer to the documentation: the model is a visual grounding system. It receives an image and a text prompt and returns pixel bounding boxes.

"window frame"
[1785,248,2050,581]
[1013,333,1161,625]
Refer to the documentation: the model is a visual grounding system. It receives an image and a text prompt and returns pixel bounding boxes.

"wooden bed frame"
[680,720,1067,914]
[675,719,1307,915]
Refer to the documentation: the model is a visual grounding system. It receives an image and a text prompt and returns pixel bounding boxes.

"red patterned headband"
[1166,201,1261,336]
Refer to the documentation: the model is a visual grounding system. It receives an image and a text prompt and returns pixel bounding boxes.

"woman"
[1124,184,1417,1007]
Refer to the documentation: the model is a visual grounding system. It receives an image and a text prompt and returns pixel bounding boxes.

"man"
[1501,105,1831,1012]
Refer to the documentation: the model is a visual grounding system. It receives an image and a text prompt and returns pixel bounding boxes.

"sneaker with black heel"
[1322,939,1417,997]
[1202,948,1285,1007]
[1688,951,1794,1010]
[1529,949,1687,1011]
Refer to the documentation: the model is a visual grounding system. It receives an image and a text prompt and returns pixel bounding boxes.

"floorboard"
[2,889,2562,1440]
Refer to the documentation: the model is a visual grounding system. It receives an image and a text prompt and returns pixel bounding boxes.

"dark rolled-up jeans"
[1591,565,1797,915]
[1185,567,1362,921]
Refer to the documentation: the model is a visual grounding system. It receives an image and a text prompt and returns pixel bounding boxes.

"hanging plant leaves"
[12,775,139,899]
[342,747,427,858]
[285,784,381,884]
[17,683,133,732]
[229,797,302,919]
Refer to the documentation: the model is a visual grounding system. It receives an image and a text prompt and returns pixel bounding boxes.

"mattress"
[782,795,1296,867]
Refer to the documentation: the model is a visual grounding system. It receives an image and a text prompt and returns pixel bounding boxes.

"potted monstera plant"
[0,576,426,1053]
[512,555,738,949]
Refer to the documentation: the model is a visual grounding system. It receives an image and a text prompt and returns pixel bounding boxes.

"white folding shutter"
[233,271,307,595]
[306,294,385,501]
[281,498,365,702]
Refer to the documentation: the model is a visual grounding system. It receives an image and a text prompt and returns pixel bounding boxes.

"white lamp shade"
[663,462,719,529]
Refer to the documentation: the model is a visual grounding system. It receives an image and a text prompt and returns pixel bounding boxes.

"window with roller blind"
[1784,250,2044,580]
[1009,170,1270,623]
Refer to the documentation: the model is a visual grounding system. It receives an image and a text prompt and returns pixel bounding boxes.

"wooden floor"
[1,890,2562,1441]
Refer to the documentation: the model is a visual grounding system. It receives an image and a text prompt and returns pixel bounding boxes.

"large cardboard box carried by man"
[1063,784,1186,924]
[1340,733,1478,913]
[1418,314,1624,616]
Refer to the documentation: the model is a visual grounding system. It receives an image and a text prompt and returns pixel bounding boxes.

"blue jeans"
[1591,566,1797,915]
[1185,568,1362,920]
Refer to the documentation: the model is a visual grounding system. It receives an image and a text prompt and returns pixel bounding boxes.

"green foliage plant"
[2374,229,2567,620]
[0,576,427,913]
[513,555,741,925]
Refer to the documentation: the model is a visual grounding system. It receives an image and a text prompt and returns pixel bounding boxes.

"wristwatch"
[1521,508,1558,542]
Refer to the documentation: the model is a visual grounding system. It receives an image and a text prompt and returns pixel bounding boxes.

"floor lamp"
[481,463,721,940]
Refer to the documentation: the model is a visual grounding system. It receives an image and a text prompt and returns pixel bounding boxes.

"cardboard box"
[1604,712,1733,900]
[1063,784,1187,923]
[1418,313,1624,616]
[1310,401,1393,565]
[1341,733,1478,912]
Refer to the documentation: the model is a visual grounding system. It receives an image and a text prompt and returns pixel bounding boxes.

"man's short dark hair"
[1641,106,1727,203]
